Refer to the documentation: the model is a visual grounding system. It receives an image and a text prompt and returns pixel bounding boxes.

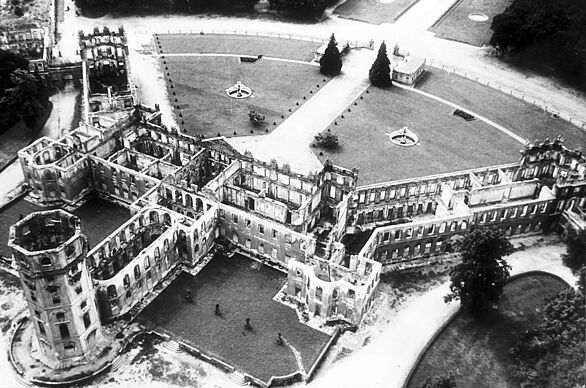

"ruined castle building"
[8,26,586,355]
[8,210,103,368]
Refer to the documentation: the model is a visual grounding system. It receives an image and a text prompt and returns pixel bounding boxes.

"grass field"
[315,85,520,185]
[163,56,327,138]
[155,34,321,62]
[139,253,331,382]
[417,69,586,148]
[429,0,513,46]
[407,273,568,388]
[334,0,420,25]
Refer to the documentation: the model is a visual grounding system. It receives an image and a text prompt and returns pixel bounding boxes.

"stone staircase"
[110,352,130,372]
[13,373,34,387]
[161,340,183,353]
[229,371,248,386]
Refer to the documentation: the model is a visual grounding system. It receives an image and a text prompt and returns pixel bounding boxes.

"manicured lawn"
[334,0,420,25]
[0,198,42,258]
[407,273,568,388]
[155,34,321,62]
[315,85,520,185]
[163,56,327,138]
[417,69,586,149]
[429,0,512,46]
[139,253,331,382]
[73,197,131,249]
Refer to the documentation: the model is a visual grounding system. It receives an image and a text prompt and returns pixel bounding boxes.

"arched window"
[123,274,130,289]
[164,239,169,252]
[185,195,193,208]
[40,257,52,266]
[154,247,160,259]
[55,312,65,321]
[83,313,91,329]
[149,211,159,223]
[59,324,70,339]
[144,256,151,269]
[107,285,117,299]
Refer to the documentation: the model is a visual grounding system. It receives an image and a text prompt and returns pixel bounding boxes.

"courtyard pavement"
[139,253,331,383]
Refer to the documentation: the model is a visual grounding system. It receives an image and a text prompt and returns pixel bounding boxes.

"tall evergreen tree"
[320,34,342,76]
[444,228,513,317]
[369,41,392,87]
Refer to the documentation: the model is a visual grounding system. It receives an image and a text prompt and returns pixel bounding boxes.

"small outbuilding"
[392,56,426,85]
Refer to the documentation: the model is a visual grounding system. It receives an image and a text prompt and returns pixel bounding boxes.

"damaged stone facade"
[8,26,586,369]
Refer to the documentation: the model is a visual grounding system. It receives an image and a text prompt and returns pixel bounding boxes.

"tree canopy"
[444,228,513,317]
[75,0,328,17]
[490,0,586,89]
[562,229,585,273]
[369,41,392,87]
[0,50,49,132]
[509,271,585,387]
[421,371,457,388]
[320,34,342,77]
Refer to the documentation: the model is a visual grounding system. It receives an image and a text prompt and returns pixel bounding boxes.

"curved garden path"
[309,242,575,388]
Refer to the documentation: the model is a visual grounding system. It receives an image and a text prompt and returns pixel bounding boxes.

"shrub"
[314,132,339,149]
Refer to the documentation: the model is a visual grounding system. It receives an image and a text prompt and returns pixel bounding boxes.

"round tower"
[8,209,103,368]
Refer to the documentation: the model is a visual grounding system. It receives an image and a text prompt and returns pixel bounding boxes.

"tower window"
[59,324,70,339]
[80,300,87,310]
[40,257,52,267]
[83,313,91,329]
[64,342,75,351]
[55,312,65,321]
[38,322,46,336]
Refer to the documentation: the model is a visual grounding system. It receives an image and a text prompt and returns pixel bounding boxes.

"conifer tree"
[369,41,392,87]
[320,34,342,76]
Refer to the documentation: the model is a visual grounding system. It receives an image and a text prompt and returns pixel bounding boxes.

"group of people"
[184,289,284,344]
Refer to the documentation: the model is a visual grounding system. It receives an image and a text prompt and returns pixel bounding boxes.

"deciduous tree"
[562,229,585,273]
[444,228,513,317]
[509,271,585,387]
[421,371,457,388]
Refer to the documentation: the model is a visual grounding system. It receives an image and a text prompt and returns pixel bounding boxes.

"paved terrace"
[138,253,332,383]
